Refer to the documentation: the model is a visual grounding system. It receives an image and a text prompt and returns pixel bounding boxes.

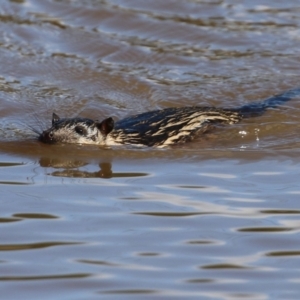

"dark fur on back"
[38,87,300,147]
[111,107,241,146]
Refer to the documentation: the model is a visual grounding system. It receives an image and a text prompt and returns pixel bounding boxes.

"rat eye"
[75,126,86,135]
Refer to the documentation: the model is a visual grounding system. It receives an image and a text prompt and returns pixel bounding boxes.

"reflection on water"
[40,160,149,178]
[1,0,300,299]
[1,152,300,299]
[0,241,82,251]
[0,273,91,281]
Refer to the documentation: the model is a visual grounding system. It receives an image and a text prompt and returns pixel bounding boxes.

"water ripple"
[0,242,82,251]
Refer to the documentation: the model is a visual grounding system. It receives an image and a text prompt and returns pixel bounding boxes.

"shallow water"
[1,1,300,299]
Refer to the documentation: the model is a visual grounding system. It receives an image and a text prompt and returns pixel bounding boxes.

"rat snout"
[39,130,55,144]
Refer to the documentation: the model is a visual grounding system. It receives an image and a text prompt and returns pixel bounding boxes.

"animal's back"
[38,87,300,147]
[109,106,241,147]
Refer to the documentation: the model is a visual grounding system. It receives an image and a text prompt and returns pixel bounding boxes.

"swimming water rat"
[38,88,299,147]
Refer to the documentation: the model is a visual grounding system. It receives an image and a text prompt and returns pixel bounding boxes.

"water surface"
[1,1,300,299]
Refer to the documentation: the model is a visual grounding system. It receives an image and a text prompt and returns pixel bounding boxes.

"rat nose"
[39,130,54,144]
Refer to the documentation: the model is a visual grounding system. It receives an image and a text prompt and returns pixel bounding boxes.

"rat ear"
[97,117,114,136]
[52,113,60,125]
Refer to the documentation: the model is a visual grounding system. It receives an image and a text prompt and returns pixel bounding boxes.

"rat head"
[39,113,114,145]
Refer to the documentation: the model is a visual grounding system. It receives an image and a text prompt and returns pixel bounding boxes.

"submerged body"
[39,107,241,147]
[38,88,299,147]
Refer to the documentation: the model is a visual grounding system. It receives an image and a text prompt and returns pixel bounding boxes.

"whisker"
[23,111,51,138]
[24,123,41,136]
[31,112,47,131]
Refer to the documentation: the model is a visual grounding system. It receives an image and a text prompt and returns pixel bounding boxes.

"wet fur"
[37,88,300,147]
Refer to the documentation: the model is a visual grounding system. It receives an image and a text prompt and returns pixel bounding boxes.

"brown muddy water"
[1,0,300,299]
